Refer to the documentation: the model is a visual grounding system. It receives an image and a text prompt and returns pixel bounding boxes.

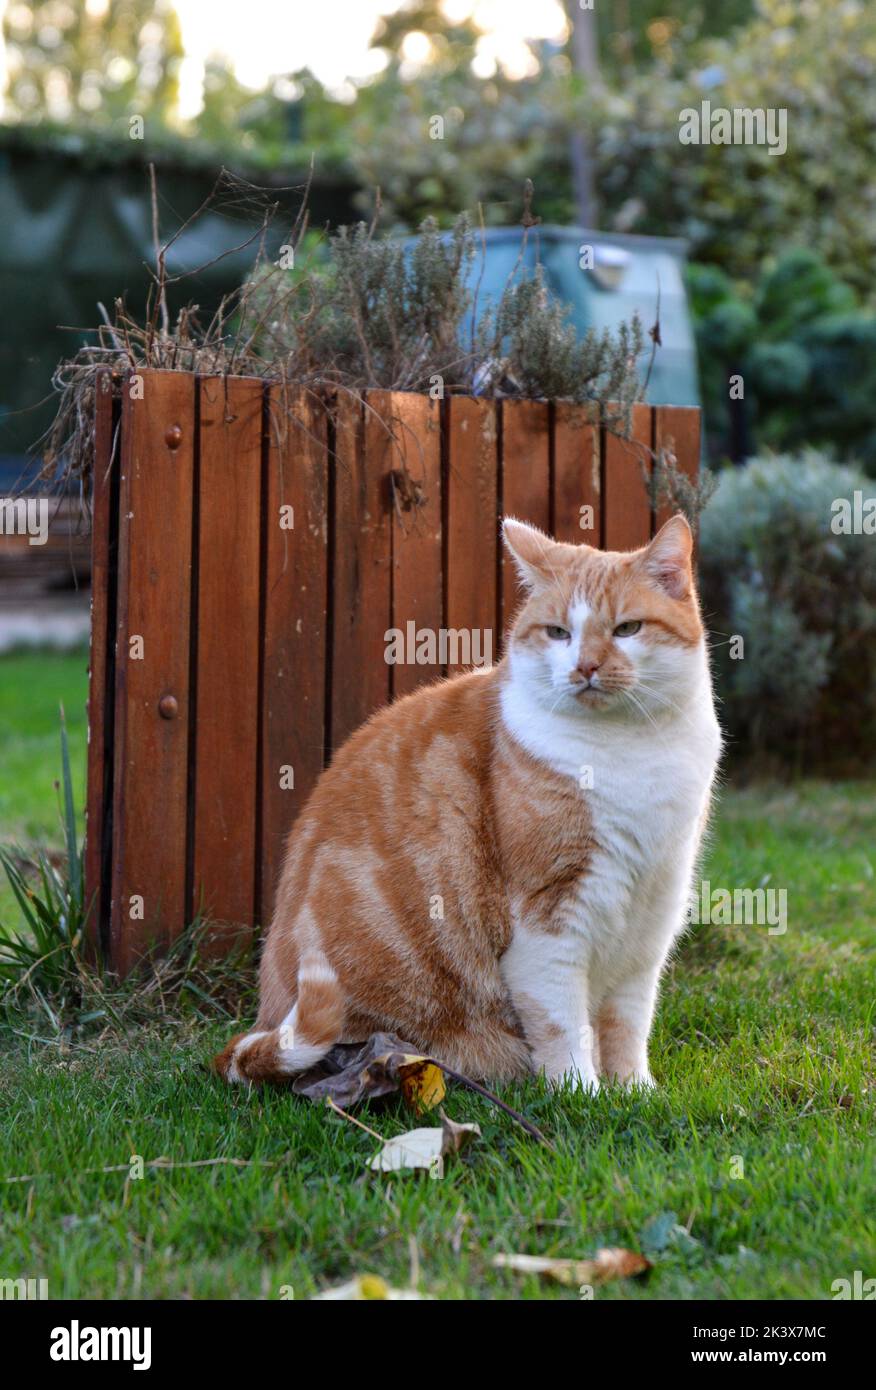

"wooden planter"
[85,368,700,973]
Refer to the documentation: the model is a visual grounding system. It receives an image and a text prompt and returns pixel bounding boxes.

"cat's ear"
[640,514,693,599]
[502,518,565,589]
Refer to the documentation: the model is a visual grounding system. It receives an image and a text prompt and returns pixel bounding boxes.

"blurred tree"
[689,250,876,470]
[331,0,764,231]
[592,1,755,75]
[563,0,599,227]
[370,1,482,64]
[581,0,876,300]
[2,0,182,125]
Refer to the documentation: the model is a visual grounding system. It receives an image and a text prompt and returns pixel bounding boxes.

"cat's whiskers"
[619,686,657,727]
[633,678,700,733]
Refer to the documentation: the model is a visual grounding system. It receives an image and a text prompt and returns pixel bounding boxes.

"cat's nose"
[572,659,600,683]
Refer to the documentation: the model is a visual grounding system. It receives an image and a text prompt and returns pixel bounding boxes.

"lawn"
[0,646,88,842]
[0,647,88,927]
[0,651,873,1299]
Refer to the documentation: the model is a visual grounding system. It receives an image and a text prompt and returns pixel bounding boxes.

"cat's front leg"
[596,965,663,1088]
[501,926,597,1088]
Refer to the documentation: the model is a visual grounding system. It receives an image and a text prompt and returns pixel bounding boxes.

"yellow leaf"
[399,1060,446,1114]
[312,1274,431,1300]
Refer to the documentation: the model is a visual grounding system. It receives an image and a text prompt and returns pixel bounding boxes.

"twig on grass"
[325,1096,386,1143]
[425,1058,556,1151]
[3,1154,285,1184]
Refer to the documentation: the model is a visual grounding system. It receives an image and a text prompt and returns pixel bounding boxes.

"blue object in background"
[455,225,700,409]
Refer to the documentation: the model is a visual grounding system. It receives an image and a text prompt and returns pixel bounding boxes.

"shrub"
[247,213,646,410]
[699,451,876,771]
[584,0,876,302]
[689,252,876,471]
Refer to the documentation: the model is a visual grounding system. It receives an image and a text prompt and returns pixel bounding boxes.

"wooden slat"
[445,396,498,675]
[110,370,194,974]
[552,401,600,546]
[330,391,392,753]
[259,387,328,925]
[602,401,653,552]
[84,369,114,956]
[191,376,263,943]
[389,392,442,698]
[500,399,550,633]
[653,405,701,534]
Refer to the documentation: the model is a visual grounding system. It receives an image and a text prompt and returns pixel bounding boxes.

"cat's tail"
[213,949,343,1085]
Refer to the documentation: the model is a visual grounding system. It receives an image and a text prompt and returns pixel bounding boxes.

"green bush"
[689,252,876,470]
[699,451,876,771]
[585,0,876,302]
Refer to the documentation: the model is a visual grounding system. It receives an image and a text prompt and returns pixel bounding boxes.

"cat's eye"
[545,624,570,641]
[614,620,642,638]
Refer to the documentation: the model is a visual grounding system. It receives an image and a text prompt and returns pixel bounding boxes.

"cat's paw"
[622,1070,656,1091]
[545,1065,599,1094]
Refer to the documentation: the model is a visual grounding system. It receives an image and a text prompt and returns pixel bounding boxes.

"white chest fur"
[500,654,722,990]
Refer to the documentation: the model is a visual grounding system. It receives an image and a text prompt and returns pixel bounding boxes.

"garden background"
[0,0,873,1301]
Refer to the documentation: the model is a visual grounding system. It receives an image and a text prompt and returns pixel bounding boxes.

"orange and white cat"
[216,514,722,1088]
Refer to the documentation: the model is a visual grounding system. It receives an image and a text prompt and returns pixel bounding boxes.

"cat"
[215,513,722,1088]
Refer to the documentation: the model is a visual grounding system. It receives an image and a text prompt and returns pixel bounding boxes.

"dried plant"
[40,171,666,503]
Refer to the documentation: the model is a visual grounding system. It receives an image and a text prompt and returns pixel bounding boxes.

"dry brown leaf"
[292,1032,443,1108]
[493,1247,651,1287]
[292,1032,552,1150]
[368,1111,480,1177]
[439,1109,481,1153]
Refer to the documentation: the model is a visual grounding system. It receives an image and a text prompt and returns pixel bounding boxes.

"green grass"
[0,646,88,842]
[0,647,88,927]
[0,652,873,1299]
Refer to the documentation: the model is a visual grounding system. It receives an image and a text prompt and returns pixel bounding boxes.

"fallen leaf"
[368,1111,480,1177]
[492,1247,651,1287]
[290,1031,552,1149]
[292,1032,444,1110]
[369,1129,446,1177]
[312,1274,430,1301]
[399,1060,446,1114]
[439,1110,480,1153]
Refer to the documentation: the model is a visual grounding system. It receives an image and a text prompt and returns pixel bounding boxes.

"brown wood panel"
[602,402,653,552]
[99,371,703,971]
[653,405,701,534]
[110,370,194,974]
[191,376,263,942]
[553,401,600,546]
[330,390,392,753]
[259,387,328,925]
[84,369,114,955]
[500,399,550,634]
[445,396,498,675]
[389,392,442,698]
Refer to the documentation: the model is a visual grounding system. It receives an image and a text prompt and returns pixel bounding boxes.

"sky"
[171,0,568,116]
[0,0,569,123]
